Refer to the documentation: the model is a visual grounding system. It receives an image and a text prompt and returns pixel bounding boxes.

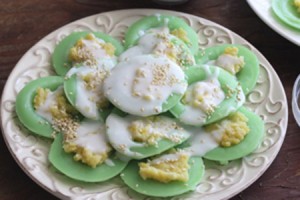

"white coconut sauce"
[120,28,171,61]
[207,53,244,75]
[76,37,114,62]
[106,113,145,159]
[67,119,115,166]
[184,126,222,157]
[120,27,195,67]
[35,86,64,123]
[66,62,115,120]
[65,34,117,120]
[119,31,163,61]
[147,126,223,161]
[104,55,187,116]
[72,119,110,153]
[105,113,189,159]
[179,67,225,125]
[150,151,187,164]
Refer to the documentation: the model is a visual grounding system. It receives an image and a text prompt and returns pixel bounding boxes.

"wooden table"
[0,0,299,199]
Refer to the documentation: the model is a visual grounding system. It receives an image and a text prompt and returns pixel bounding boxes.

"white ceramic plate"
[247,0,300,46]
[1,9,288,200]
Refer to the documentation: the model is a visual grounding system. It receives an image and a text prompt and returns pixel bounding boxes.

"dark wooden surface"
[0,0,299,199]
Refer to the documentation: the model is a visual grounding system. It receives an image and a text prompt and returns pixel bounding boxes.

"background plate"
[247,0,300,46]
[1,9,288,200]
